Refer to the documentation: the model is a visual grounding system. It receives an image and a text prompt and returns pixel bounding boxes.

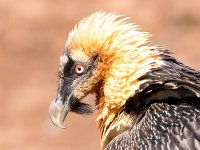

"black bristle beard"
[70,97,93,115]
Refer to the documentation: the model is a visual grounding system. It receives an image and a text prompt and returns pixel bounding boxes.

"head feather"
[66,11,150,59]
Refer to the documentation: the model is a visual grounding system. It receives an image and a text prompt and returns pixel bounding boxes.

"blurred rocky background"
[0,0,200,150]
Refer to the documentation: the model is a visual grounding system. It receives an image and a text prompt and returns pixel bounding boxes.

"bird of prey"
[49,12,200,150]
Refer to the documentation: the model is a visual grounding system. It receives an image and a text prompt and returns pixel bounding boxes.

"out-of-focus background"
[0,0,200,150]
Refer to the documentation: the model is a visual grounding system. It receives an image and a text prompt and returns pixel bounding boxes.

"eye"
[73,64,85,75]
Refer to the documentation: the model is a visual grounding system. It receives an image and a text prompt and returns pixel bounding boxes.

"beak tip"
[49,112,66,129]
[56,124,66,129]
[51,119,66,129]
[49,99,68,129]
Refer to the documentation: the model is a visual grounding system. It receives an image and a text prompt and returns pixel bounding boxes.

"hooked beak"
[49,93,73,129]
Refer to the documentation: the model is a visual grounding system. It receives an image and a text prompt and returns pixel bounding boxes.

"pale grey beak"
[49,93,73,129]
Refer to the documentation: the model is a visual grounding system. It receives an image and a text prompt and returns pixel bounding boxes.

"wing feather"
[106,103,200,150]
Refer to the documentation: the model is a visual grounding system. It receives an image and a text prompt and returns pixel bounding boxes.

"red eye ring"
[73,64,85,75]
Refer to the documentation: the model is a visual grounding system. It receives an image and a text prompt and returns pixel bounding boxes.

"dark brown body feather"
[105,47,200,150]
[106,103,200,150]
